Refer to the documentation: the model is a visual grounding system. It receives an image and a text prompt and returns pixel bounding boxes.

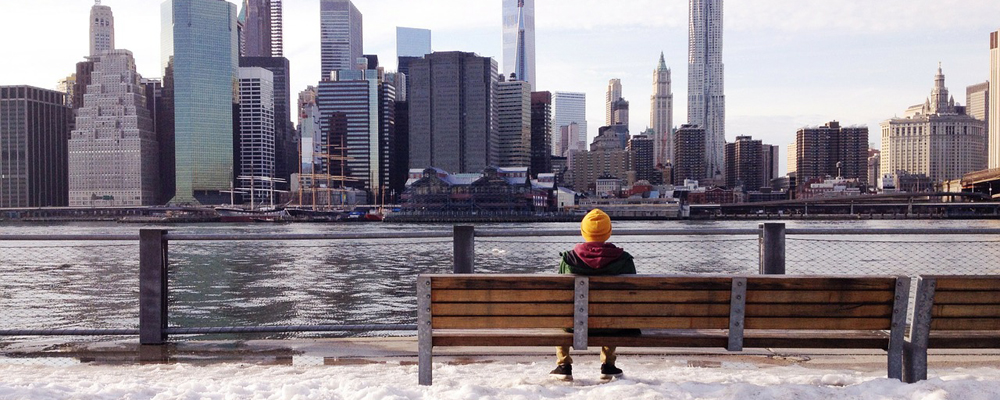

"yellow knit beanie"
[580,208,612,242]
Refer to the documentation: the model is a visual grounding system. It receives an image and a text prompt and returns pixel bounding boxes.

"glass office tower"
[502,0,535,90]
[320,0,362,80]
[162,0,239,205]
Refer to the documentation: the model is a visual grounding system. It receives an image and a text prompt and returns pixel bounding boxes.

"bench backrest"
[913,276,1000,336]
[428,275,576,330]
[421,274,908,333]
[744,276,901,330]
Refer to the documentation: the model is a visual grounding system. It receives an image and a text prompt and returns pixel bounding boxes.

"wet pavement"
[2,337,999,372]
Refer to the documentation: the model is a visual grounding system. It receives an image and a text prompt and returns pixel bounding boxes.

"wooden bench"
[417,274,910,385]
[904,275,1000,383]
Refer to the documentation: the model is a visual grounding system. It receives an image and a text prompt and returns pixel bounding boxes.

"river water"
[1,219,1000,339]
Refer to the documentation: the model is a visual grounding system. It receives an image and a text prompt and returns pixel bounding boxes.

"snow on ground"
[2,359,1000,400]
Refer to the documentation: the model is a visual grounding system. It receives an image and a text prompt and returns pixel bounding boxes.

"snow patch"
[1,361,1000,399]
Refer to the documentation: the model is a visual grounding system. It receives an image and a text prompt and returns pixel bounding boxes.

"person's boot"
[549,364,572,381]
[600,363,623,380]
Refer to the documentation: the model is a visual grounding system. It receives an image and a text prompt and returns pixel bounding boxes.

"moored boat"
[215,207,290,223]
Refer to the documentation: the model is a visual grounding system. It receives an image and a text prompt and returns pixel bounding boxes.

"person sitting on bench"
[551,208,637,381]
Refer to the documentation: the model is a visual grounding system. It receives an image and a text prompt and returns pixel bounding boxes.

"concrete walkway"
[2,337,998,373]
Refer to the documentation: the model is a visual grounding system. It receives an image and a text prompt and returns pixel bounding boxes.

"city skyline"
[4,1,1000,174]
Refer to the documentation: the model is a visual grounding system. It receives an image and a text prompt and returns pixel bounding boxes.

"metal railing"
[2,224,1000,344]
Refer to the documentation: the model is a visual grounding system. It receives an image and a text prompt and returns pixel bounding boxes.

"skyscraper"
[762,144,779,183]
[688,0,725,179]
[162,0,239,205]
[237,67,276,205]
[629,134,656,183]
[241,56,294,193]
[968,81,989,163]
[318,68,396,198]
[796,121,868,183]
[605,79,622,126]
[397,27,431,58]
[73,61,95,112]
[396,26,431,102]
[269,0,283,57]
[0,86,72,207]
[142,76,176,204]
[239,0,281,58]
[409,52,498,173]
[673,124,706,185]
[69,50,159,206]
[569,128,630,193]
[90,0,114,57]
[530,91,552,178]
[991,30,1000,169]
[881,67,986,183]
[320,0,362,80]
[497,78,532,168]
[552,92,587,156]
[610,98,629,127]
[558,123,579,157]
[56,74,76,108]
[724,135,762,190]
[651,52,673,166]
[502,0,535,89]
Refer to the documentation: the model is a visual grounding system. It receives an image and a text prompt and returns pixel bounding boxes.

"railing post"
[139,229,168,345]
[453,225,475,274]
[759,223,786,275]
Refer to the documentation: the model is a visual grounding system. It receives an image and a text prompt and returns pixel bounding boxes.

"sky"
[3,0,1000,174]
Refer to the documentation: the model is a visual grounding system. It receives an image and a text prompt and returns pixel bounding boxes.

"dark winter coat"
[558,242,637,276]
[558,242,640,336]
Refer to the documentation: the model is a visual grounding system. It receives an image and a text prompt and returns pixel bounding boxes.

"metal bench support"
[417,276,433,386]
[727,277,747,351]
[573,277,589,350]
[904,276,936,383]
[887,276,910,380]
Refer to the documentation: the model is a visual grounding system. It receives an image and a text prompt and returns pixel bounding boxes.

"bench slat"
[432,317,890,330]
[590,290,731,303]
[591,316,730,329]
[432,290,573,303]
[744,304,892,318]
[431,276,575,290]
[591,303,731,317]
[587,303,892,318]
[431,290,899,304]
[747,277,896,291]
[926,331,1000,348]
[589,290,894,304]
[932,304,1000,318]
[430,329,893,348]
[744,336,889,349]
[746,290,894,304]
[930,278,1000,291]
[588,277,732,291]
[433,303,573,316]
[432,316,572,329]
[929,318,1000,330]
[930,291,1000,305]
[745,318,892,330]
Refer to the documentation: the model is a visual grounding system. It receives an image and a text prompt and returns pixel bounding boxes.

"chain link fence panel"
[5,230,1000,347]
[167,238,454,339]
[0,242,139,366]
[476,235,760,275]
[786,236,1000,276]
[0,242,139,333]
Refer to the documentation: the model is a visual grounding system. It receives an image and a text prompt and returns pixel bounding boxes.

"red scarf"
[573,242,625,269]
